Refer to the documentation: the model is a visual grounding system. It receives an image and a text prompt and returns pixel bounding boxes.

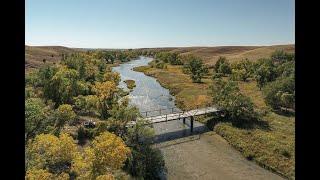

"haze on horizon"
[26,0,295,49]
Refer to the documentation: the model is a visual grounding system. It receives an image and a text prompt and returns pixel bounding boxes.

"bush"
[271,50,294,63]
[263,76,295,110]
[183,57,208,83]
[210,79,257,124]
[214,57,231,75]
[230,59,253,81]
[254,58,277,89]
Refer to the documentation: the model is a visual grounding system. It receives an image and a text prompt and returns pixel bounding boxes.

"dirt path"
[154,131,284,180]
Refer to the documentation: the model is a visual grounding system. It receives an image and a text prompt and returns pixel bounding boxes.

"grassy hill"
[25,45,79,71]
[138,44,294,65]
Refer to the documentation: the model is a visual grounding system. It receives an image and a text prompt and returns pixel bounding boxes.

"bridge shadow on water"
[152,121,210,144]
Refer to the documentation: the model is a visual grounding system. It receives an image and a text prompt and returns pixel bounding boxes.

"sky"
[25,0,295,49]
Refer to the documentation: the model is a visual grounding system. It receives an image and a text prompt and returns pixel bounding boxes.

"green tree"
[214,56,231,75]
[44,66,80,106]
[231,59,253,81]
[183,57,208,83]
[210,79,257,123]
[263,76,295,110]
[254,58,277,89]
[124,120,165,179]
[271,50,295,63]
[25,98,54,140]
[53,104,77,132]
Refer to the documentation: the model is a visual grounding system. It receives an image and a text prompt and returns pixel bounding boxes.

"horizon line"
[25,43,295,50]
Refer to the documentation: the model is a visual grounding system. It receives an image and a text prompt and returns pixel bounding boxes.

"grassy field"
[134,64,295,179]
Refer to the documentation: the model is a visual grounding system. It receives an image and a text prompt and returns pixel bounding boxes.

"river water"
[112,56,207,143]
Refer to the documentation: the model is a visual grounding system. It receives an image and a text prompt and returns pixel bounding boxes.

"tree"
[54,104,76,129]
[25,98,54,140]
[263,76,295,110]
[231,59,253,81]
[107,97,140,137]
[93,81,118,119]
[26,169,54,180]
[183,57,208,83]
[90,132,130,176]
[103,71,121,85]
[73,95,99,115]
[254,58,277,89]
[214,57,231,75]
[26,133,77,174]
[271,50,294,63]
[210,79,257,123]
[44,66,80,106]
[124,120,165,179]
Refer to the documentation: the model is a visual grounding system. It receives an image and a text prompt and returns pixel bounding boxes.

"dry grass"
[138,44,294,66]
[25,45,78,72]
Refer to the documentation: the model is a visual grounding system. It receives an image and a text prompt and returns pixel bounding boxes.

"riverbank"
[134,63,295,179]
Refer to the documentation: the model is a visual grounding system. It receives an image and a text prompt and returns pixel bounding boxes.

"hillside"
[25,45,78,71]
[139,44,295,65]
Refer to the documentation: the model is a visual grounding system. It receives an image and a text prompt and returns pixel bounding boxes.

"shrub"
[214,57,231,75]
[254,58,277,89]
[230,59,253,81]
[210,79,257,124]
[263,76,295,110]
[183,57,208,83]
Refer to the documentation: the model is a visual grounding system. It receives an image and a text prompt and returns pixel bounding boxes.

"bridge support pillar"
[190,116,194,133]
[183,117,186,124]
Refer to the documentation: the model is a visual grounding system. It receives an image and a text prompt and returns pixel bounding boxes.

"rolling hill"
[138,44,294,65]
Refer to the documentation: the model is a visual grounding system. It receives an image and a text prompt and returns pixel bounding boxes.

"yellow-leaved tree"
[93,81,118,119]
[103,71,121,85]
[71,132,131,179]
[91,132,130,175]
[26,133,77,174]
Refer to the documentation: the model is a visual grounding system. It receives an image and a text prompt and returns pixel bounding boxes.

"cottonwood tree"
[25,98,54,140]
[231,59,253,81]
[93,81,118,119]
[214,56,231,75]
[263,76,295,110]
[210,79,257,124]
[254,58,277,90]
[183,57,208,83]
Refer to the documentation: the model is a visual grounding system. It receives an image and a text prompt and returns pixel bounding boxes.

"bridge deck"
[128,107,219,126]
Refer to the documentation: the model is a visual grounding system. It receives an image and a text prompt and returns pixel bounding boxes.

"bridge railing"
[139,102,217,119]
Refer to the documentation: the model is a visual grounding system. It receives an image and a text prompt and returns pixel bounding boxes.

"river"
[112,56,207,143]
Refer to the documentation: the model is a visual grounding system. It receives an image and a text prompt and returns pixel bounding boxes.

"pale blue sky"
[26,0,295,48]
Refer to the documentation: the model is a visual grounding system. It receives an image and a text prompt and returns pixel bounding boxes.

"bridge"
[127,105,220,132]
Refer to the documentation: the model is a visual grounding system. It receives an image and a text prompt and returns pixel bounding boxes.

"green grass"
[134,63,295,179]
